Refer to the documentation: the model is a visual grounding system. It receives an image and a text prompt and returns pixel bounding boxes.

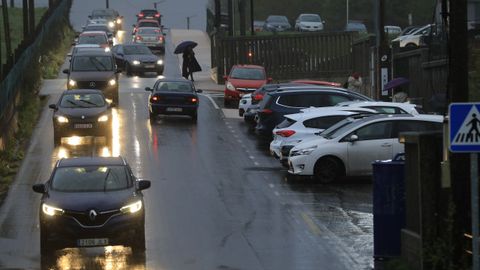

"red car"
[223,65,271,106]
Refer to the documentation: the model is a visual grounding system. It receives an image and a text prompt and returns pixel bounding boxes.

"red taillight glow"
[138,13,144,17]
[154,13,160,18]
[158,36,164,42]
[253,94,263,101]
[151,96,159,102]
[136,36,142,41]
[276,130,296,137]
[191,97,198,103]
[261,109,273,114]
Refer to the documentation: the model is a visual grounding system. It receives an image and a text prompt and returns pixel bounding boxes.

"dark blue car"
[32,156,151,257]
[255,87,373,137]
[146,78,202,122]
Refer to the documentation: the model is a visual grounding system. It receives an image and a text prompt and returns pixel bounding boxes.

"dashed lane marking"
[301,212,322,236]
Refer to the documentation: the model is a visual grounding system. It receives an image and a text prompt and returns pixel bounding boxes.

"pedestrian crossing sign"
[449,103,480,152]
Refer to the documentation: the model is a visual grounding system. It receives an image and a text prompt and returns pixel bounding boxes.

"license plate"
[77,238,109,247]
[166,107,182,112]
[145,65,155,68]
[74,123,93,129]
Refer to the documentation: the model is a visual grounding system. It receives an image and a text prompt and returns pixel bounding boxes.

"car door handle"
[381,143,392,147]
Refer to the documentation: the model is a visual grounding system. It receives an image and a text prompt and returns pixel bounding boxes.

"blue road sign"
[449,103,480,152]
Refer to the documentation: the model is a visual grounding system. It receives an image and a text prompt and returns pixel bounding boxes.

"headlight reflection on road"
[66,136,83,146]
[111,108,121,157]
[57,147,69,159]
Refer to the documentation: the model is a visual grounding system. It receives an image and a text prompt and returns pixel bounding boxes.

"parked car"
[49,89,113,146]
[391,24,435,48]
[112,44,164,76]
[145,78,202,121]
[255,86,373,137]
[336,101,425,115]
[136,9,161,24]
[63,50,120,103]
[384,25,402,39]
[263,15,292,32]
[399,25,420,36]
[132,19,161,34]
[238,93,252,117]
[253,20,264,32]
[295,13,325,32]
[270,107,376,163]
[132,27,165,53]
[288,114,443,183]
[89,9,123,32]
[32,156,150,256]
[76,31,110,48]
[345,20,368,34]
[224,64,271,106]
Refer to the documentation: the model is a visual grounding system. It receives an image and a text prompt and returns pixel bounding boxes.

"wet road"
[0,1,373,269]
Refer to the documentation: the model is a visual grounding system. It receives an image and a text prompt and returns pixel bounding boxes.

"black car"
[63,50,120,103]
[145,78,202,121]
[263,15,292,32]
[89,9,123,32]
[33,156,151,256]
[136,9,161,24]
[49,89,113,146]
[255,87,373,137]
[112,44,164,76]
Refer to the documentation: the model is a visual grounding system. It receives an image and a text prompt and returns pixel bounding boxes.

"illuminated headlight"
[120,200,142,214]
[108,79,117,86]
[68,79,77,87]
[42,203,64,216]
[104,47,111,52]
[56,116,69,123]
[116,18,122,24]
[108,21,115,28]
[226,81,236,91]
[156,59,163,65]
[132,60,140,65]
[98,115,109,122]
[290,145,317,157]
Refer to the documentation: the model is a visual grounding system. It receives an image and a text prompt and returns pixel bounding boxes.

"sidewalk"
[170,29,224,92]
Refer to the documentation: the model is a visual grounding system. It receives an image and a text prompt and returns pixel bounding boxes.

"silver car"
[133,27,165,54]
[295,13,324,32]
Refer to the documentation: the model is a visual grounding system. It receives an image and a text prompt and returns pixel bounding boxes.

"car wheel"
[130,224,146,255]
[314,157,343,184]
[126,63,133,76]
[53,132,61,147]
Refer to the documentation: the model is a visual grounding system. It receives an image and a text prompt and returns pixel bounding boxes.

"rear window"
[78,34,107,45]
[230,68,265,80]
[139,21,159,27]
[138,28,161,35]
[155,82,193,93]
[303,115,349,129]
[276,118,296,129]
[51,166,130,192]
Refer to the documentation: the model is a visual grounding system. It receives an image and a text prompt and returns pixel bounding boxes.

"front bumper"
[287,154,314,176]
[54,121,111,138]
[269,139,282,158]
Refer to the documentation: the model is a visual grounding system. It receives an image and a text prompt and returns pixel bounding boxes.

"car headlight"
[156,59,163,65]
[108,21,115,28]
[56,116,69,123]
[116,18,122,24]
[68,79,77,87]
[226,81,236,91]
[98,115,109,122]
[42,203,64,216]
[108,79,117,86]
[290,145,317,157]
[132,60,140,65]
[120,200,142,214]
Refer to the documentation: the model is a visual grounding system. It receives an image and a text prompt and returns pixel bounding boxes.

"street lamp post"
[106,0,109,9]
[153,0,166,10]
[186,15,196,29]
[346,0,349,27]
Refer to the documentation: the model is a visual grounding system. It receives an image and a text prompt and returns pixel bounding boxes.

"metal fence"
[0,0,71,124]
[211,32,355,83]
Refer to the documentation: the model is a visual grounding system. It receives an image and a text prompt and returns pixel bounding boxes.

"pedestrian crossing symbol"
[449,103,480,152]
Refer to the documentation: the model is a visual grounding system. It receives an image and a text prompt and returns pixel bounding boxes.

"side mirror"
[62,69,69,74]
[196,89,203,93]
[136,180,151,190]
[48,104,58,110]
[145,87,153,92]
[32,184,47,194]
[347,134,359,142]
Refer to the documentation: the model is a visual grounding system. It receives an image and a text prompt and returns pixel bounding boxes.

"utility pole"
[228,0,233,36]
[250,0,254,35]
[238,0,246,36]
[376,0,389,100]
[214,0,220,29]
[28,0,34,35]
[9,0,13,7]
[23,0,28,37]
[2,0,12,58]
[106,0,109,9]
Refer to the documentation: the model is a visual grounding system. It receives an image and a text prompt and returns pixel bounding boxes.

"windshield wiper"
[79,99,99,106]
[103,168,111,192]
[89,57,108,71]
[66,100,87,108]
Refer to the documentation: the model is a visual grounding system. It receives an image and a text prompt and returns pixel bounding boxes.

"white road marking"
[201,93,220,110]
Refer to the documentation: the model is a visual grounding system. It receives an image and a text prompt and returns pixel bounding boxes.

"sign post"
[449,103,480,270]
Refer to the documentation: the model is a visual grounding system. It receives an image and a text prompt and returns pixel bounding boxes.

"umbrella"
[174,41,198,54]
[383,77,410,91]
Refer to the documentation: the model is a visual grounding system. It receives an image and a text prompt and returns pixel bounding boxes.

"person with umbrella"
[383,77,410,103]
[175,41,202,81]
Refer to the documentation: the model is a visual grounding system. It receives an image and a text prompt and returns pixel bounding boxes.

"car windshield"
[84,26,109,32]
[142,10,158,16]
[60,93,105,108]
[124,45,151,55]
[269,16,288,23]
[138,28,161,35]
[347,23,367,31]
[300,15,321,22]
[72,56,113,71]
[155,82,193,93]
[51,166,130,192]
[139,21,159,27]
[230,68,265,80]
[78,35,107,45]
[92,10,116,17]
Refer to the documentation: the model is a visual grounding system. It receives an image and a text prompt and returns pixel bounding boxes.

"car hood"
[228,78,266,89]
[69,71,115,80]
[292,137,327,151]
[267,22,290,27]
[57,106,108,118]
[299,21,322,27]
[124,54,158,62]
[47,188,138,212]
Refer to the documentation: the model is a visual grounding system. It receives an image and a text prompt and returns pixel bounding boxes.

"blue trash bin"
[372,153,406,259]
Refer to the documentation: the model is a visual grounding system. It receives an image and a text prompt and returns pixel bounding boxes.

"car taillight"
[261,109,273,114]
[155,13,160,18]
[275,130,296,137]
[190,97,198,103]
[138,13,144,17]
[136,36,142,41]
[158,36,164,42]
[151,96,159,103]
[253,94,263,101]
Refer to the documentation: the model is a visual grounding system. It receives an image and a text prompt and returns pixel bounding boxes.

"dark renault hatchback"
[32,156,151,256]
[255,87,373,137]
[146,78,202,121]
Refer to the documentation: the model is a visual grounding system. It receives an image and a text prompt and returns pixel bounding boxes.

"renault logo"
[89,82,96,88]
[81,115,85,119]
[89,210,97,221]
